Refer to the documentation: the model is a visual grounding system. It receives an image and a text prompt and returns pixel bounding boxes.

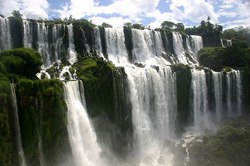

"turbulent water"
[64,81,101,166]
[0,17,12,50]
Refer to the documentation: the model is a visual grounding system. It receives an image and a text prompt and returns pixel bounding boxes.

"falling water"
[105,28,129,65]
[191,69,208,131]
[225,70,242,116]
[125,66,176,165]
[212,71,223,121]
[235,71,242,115]
[226,72,233,115]
[52,24,64,62]
[172,32,188,64]
[0,17,12,50]
[94,27,104,58]
[67,24,77,64]
[131,29,155,62]
[64,81,101,166]
[190,35,203,54]
[23,20,33,48]
[221,39,232,48]
[153,31,165,57]
[10,84,27,166]
[37,22,50,67]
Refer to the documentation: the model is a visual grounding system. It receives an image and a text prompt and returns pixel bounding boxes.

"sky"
[0,0,250,29]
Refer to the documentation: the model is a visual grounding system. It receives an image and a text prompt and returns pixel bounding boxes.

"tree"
[101,22,112,28]
[161,21,176,29]
[131,23,145,30]
[176,23,185,31]
[11,10,22,18]
[124,22,132,28]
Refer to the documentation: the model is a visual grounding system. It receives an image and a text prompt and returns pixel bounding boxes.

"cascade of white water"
[221,39,232,48]
[64,81,101,166]
[94,27,104,58]
[153,31,165,57]
[10,84,27,166]
[52,24,64,62]
[172,32,188,64]
[37,22,51,67]
[191,69,208,130]
[23,20,33,48]
[212,71,223,121]
[0,17,12,50]
[67,24,77,64]
[131,29,155,62]
[225,70,242,116]
[226,72,233,115]
[235,71,242,115]
[125,66,176,165]
[190,35,203,54]
[105,28,129,65]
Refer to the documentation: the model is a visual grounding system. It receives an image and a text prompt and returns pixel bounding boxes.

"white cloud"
[90,16,132,27]
[57,0,98,19]
[20,0,49,19]
[0,0,20,16]
[147,10,178,28]
[168,0,219,23]
[0,0,49,19]
[219,0,250,28]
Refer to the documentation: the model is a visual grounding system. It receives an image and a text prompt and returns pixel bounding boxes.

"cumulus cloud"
[168,0,219,23]
[0,0,249,28]
[0,0,49,19]
[0,0,20,16]
[90,16,132,27]
[57,0,98,19]
[220,0,250,27]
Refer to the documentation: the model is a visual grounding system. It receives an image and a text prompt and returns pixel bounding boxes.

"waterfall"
[67,24,77,64]
[153,31,165,57]
[0,17,12,50]
[235,71,242,115]
[221,39,232,48]
[190,35,203,54]
[131,29,155,62]
[212,71,223,121]
[225,70,242,116]
[10,84,27,166]
[105,28,129,65]
[191,69,208,130]
[172,32,188,64]
[94,27,104,58]
[52,24,64,63]
[125,66,176,164]
[23,20,33,48]
[37,22,51,67]
[64,81,101,166]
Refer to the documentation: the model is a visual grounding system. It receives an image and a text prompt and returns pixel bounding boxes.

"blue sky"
[1,0,250,29]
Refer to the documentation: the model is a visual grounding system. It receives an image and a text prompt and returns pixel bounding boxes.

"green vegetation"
[17,79,72,166]
[198,41,250,71]
[198,47,225,71]
[0,74,12,166]
[185,17,222,47]
[223,27,250,47]
[0,48,42,79]
[74,57,118,120]
[188,118,250,166]
[171,64,192,133]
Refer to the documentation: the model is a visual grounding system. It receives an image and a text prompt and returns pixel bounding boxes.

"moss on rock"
[0,74,12,166]
[171,64,192,133]
[0,48,42,79]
